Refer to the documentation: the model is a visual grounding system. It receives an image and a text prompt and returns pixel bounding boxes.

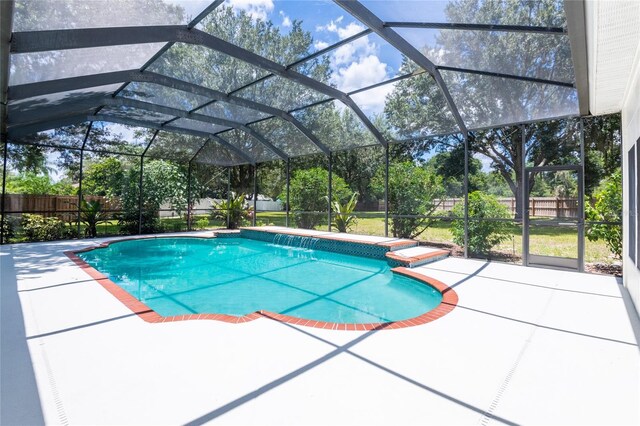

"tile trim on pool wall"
[239,228,410,260]
[64,236,458,331]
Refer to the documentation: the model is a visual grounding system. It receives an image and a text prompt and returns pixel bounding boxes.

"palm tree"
[330,192,358,233]
[211,193,253,229]
[78,199,109,237]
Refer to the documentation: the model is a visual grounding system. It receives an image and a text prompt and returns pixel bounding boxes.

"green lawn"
[252,211,617,265]
[6,211,617,265]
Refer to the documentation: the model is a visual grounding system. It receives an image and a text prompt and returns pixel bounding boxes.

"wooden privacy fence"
[433,197,579,217]
[2,194,578,220]
[372,197,579,218]
[2,194,121,222]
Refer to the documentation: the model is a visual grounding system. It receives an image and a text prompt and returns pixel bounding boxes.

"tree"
[583,114,622,195]
[384,0,583,218]
[118,160,190,234]
[424,144,483,197]
[82,157,125,197]
[283,167,352,229]
[333,146,385,205]
[8,143,50,175]
[5,172,74,195]
[586,170,622,258]
[373,162,445,238]
[451,191,512,255]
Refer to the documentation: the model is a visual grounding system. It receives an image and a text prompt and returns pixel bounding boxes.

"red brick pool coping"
[64,235,458,331]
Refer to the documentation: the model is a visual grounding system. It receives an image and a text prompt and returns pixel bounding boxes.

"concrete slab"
[1,232,638,425]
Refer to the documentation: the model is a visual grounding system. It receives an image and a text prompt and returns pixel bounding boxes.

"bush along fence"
[2,194,580,220]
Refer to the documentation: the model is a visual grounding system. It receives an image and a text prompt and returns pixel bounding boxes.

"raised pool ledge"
[64,234,458,331]
[238,226,450,267]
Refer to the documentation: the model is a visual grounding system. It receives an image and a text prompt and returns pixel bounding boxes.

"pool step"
[386,246,449,268]
[384,239,419,251]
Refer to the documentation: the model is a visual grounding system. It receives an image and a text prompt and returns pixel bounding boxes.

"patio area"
[2,232,638,425]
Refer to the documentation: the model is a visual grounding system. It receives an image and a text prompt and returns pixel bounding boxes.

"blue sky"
[223,0,412,115]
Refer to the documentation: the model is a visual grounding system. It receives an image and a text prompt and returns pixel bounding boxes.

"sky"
[38,0,453,180]
[224,0,410,115]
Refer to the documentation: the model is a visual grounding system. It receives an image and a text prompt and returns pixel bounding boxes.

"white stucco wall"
[622,39,640,316]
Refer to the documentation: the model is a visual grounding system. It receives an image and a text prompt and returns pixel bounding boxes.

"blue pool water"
[78,237,442,324]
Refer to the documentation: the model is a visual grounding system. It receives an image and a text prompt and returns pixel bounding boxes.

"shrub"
[21,214,68,242]
[330,192,358,233]
[211,193,253,229]
[586,170,622,258]
[451,191,511,254]
[282,168,352,229]
[1,216,17,242]
[373,162,445,238]
[78,199,109,238]
[195,217,209,230]
[117,208,160,235]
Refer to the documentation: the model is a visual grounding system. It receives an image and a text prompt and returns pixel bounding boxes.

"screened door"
[524,166,584,271]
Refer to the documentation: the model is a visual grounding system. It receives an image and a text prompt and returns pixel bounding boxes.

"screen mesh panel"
[248,117,322,157]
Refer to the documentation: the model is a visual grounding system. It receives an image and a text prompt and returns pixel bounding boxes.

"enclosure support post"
[77,151,84,238]
[137,130,157,236]
[0,137,8,245]
[226,167,231,229]
[463,132,469,258]
[384,145,389,238]
[286,159,290,228]
[252,164,257,226]
[138,157,144,235]
[521,125,529,266]
[578,118,585,272]
[187,161,192,231]
[77,122,92,239]
[328,153,332,232]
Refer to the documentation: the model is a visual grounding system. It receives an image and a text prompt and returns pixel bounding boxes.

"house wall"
[622,38,640,316]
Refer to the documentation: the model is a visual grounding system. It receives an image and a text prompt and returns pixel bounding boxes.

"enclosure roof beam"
[8,70,331,155]
[111,0,225,99]
[10,25,387,147]
[7,114,88,138]
[188,138,211,164]
[435,66,575,88]
[563,0,590,115]
[8,93,308,162]
[106,97,326,157]
[384,22,566,34]
[87,114,234,145]
[141,129,160,158]
[80,121,93,151]
[334,0,468,135]
[103,97,288,160]
[0,0,14,138]
[210,135,256,165]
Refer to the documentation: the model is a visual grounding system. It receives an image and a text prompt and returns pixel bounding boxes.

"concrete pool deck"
[1,232,639,425]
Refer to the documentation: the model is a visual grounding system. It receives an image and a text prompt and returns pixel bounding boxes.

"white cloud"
[350,82,396,116]
[314,40,329,50]
[279,10,291,27]
[317,18,364,39]
[333,35,375,65]
[332,55,388,92]
[315,17,394,115]
[337,21,365,39]
[228,0,274,21]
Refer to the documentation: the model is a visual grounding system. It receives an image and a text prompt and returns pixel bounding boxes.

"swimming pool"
[73,236,456,329]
